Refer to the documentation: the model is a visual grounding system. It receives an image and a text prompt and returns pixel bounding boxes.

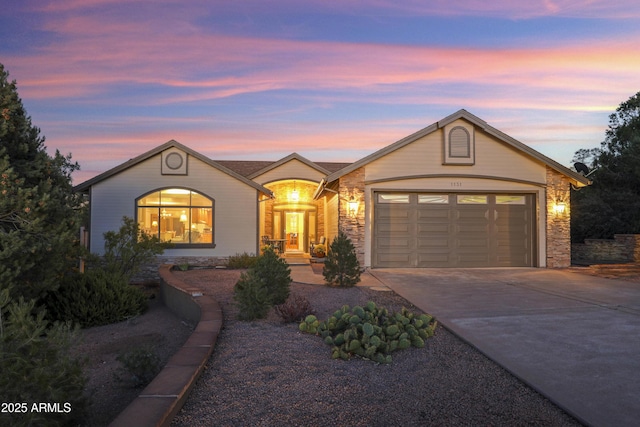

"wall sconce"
[348,196,359,218]
[553,201,566,216]
[180,210,188,222]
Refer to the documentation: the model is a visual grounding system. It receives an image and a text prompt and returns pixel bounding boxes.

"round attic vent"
[165,152,184,170]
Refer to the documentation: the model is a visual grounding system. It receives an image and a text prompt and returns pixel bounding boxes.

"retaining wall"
[109,265,223,427]
[572,234,640,265]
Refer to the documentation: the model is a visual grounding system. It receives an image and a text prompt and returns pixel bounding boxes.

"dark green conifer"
[323,231,361,287]
[0,63,83,302]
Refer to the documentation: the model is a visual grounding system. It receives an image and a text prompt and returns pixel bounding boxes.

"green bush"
[100,216,171,282]
[0,289,87,426]
[227,252,259,269]
[46,269,148,328]
[233,269,273,320]
[114,346,161,388]
[300,301,437,364]
[232,247,292,320]
[252,246,291,305]
[323,231,361,287]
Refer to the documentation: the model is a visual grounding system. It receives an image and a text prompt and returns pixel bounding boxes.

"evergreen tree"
[0,63,82,302]
[572,91,640,242]
[323,231,361,287]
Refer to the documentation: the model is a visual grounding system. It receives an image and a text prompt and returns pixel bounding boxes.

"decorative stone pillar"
[338,167,366,267]
[546,167,572,268]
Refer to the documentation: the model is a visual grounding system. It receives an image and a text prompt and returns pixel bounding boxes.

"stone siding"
[545,167,572,268]
[337,167,366,267]
[572,234,640,265]
[132,256,229,283]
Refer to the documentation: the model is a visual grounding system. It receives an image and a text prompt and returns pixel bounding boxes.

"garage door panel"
[375,237,411,249]
[456,238,489,248]
[417,209,450,220]
[418,237,450,248]
[374,192,534,268]
[376,223,411,233]
[417,255,452,267]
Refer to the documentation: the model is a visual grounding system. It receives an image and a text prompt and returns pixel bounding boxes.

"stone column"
[337,167,366,267]
[546,167,572,268]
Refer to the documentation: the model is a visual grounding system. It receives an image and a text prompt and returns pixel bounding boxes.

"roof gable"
[325,109,590,186]
[247,152,331,180]
[73,140,272,195]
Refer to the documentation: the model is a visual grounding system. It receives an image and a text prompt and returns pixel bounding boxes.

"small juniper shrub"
[47,269,148,328]
[323,231,361,287]
[274,293,315,323]
[233,269,273,320]
[252,246,291,305]
[227,252,259,269]
[114,346,161,388]
[233,247,292,320]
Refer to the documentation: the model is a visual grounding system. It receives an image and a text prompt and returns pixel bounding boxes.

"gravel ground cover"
[71,293,195,427]
[170,269,583,427]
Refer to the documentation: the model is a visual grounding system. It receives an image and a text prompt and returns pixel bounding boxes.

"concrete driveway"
[371,268,640,427]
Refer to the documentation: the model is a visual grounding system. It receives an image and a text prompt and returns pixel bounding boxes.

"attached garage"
[373,192,535,268]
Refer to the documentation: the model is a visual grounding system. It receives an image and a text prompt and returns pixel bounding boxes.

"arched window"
[137,188,214,245]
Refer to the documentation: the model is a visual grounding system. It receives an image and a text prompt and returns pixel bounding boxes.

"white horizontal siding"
[90,154,259,256]
[365,121,546,185]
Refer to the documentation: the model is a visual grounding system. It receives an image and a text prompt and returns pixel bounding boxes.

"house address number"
[450,181,463,187]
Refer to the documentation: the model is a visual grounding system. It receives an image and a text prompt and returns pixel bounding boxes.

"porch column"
[546,167,572,268]
[338,167,365,267]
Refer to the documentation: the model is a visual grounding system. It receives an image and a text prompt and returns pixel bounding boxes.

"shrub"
[252,246,291,305]
[299,301,437,364]
[274,293,315,323]
[233,269,273,320]
[227,252,259,269]
[0,289,87,426]
[114,346,161,388]
[46,269,148,327]
[323,231,361,287]
[99,216,171,283]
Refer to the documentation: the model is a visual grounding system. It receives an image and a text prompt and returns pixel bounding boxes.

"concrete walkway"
[370,268,640,427]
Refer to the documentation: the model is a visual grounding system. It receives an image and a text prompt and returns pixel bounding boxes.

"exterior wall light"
[348,196,359,218]
[553,201,566,216]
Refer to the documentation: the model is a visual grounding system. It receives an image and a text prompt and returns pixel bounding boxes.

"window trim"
[136,187,216,248]
[443,123,475,165]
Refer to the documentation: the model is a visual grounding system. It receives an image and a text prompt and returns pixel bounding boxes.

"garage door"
[373,193,534,268]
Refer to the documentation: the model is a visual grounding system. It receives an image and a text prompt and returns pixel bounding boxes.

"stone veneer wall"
[546,167,572,268]
[132,256,228,283]
[337,167,366,267]
[572,234,640,265]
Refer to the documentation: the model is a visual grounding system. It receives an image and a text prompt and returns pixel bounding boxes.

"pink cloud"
[11,25,638,108]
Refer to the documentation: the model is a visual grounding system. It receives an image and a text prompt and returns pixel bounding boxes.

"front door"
[285,212,305,252]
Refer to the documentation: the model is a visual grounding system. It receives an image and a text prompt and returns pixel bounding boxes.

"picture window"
[137,188,214,245]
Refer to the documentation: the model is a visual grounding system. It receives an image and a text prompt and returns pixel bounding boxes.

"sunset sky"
[2,0,639,184]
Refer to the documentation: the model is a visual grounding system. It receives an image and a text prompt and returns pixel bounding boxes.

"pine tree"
[0,63,83,302]
[323,231,361,287]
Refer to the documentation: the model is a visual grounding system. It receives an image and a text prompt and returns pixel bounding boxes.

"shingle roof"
[215,158,351,178]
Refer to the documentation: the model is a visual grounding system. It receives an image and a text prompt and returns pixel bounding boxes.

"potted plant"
[313,243,326,259]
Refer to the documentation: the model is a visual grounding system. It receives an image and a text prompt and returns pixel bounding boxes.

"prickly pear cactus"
[298,301,437,364]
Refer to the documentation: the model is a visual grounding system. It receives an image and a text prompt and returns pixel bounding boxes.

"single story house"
[74,109,590,269]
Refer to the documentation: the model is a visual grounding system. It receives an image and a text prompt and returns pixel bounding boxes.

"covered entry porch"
[259,179,327,255]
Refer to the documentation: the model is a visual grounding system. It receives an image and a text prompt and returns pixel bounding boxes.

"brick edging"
[109,265,223,427]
